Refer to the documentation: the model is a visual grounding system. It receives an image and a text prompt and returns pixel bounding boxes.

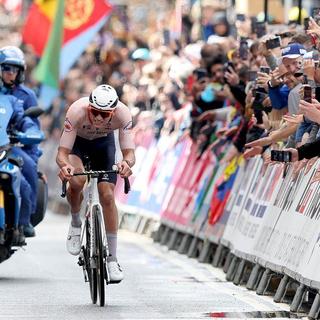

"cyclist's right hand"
[58,164,75,181]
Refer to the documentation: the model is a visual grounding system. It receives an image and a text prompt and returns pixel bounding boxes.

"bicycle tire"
[94,206,105,307]
[85,218,97,304]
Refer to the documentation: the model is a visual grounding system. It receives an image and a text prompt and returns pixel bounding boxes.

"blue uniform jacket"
[0,94,36,147]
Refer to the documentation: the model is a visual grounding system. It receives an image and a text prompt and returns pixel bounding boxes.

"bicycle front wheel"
[85,218,97,304]
[94,206,105,307]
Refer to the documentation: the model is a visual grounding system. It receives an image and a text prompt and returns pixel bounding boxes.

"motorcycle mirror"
[24,106,44,118]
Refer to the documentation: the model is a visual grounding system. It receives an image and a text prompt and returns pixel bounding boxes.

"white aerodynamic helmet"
[89,84,118,111]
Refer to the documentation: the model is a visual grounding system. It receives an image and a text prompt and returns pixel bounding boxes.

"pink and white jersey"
[59,97,134,150]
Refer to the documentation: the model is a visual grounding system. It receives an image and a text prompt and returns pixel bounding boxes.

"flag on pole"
[23,0,112,108]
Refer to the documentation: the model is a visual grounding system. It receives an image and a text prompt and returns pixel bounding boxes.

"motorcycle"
[0,107,47,263]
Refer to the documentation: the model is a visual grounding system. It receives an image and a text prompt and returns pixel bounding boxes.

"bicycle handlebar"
[60,169,131,198]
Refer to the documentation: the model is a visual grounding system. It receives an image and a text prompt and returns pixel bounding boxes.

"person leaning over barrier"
[56,84,135,283]
[283,99,320,161]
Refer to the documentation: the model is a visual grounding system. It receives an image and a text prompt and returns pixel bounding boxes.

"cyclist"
[0,46,41,238]
[56,84,135,283]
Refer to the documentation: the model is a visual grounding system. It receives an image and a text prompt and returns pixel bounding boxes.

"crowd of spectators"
[3,2,320,195]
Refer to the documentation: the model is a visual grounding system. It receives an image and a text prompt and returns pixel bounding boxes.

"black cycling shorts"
[71,134,117,185]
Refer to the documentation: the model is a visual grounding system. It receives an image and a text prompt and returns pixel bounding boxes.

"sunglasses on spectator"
[1,65,19,73]
[89,106,114,119]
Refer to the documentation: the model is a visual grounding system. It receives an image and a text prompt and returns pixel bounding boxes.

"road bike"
[61,163,130,306]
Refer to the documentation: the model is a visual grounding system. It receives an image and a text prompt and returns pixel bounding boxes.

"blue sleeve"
[268,85,289,110]
[9,96,36,132]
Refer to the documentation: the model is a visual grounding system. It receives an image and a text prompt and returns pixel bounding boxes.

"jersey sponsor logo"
[64,117,73,132]
[0,108,6,114]
[123,120,132,131]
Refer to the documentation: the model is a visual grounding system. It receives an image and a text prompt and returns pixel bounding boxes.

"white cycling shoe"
[66,224,81,255]
[107,261,124,283]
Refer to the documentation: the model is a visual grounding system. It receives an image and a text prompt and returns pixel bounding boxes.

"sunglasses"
[90,107,114,119]
[1,65,19,73]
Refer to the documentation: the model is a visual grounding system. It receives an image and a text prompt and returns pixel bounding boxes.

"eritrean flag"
[22,0,112,107]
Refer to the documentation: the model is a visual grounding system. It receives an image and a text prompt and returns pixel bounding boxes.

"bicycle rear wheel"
[85,218,97,304]
[94,206,105,307]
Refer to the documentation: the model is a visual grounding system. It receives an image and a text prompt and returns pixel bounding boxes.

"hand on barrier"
[243,146,263,159]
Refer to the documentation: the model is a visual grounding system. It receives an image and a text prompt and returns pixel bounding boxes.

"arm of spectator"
[307,17,320,38]
[243,146,263,159]
[304,59,315,82]
[296,138,320,160]
[196,106,234,122]
[245,123,298,148]
[283,114,304,124]
[259,40,278,70]
[299,99,320,124]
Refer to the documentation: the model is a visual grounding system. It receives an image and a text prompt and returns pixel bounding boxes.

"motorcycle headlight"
[0,173,10,180]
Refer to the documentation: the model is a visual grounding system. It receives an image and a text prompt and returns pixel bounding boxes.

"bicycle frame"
[80,176,109,281]
[61,168,130,306]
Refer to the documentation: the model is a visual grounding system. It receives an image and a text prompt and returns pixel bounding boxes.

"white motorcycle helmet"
[89,84,118,111]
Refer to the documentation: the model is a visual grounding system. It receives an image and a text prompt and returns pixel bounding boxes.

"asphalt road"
[0,211,303,320]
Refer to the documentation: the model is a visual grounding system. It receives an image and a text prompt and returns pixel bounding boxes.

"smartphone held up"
[271,150,292,162]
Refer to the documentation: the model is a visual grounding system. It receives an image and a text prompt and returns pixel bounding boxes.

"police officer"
[0,92,43,245]
[0,46,42,237]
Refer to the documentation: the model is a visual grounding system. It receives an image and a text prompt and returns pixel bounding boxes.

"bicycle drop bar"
[60,170,130,198]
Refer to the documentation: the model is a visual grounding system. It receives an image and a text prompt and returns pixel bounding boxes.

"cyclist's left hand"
[117,160,132,178]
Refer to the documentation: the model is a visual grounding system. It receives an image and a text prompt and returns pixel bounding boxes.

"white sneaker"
[66,224,81,255]
[107,261,124,283]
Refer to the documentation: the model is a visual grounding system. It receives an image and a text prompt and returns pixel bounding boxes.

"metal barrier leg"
[187,236,199,258]
[274,275,290,303]
[212,243,225,268]
[233,259,246,285]
[198,240,212,263]
[226,256,239,281]
[152,224,164,242]
[177,233,192,254]
[223,252,234,273]
[160,226,171,245]
[290,284,306,312]
[136,217,148,234]
[167,230,179,250]
[246,264,261,290]
[309,292,320,319]
[256,268,273,295]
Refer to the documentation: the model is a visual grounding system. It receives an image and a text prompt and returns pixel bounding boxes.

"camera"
[303,85,312,103]
[248,70,258,81]
[260,66,270,74]
[239,39,249,60]
[236,14,246,22]
[224,61,235,73]
[255,22,267,38]
[271,150,292,162]
[265,36,281,50]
